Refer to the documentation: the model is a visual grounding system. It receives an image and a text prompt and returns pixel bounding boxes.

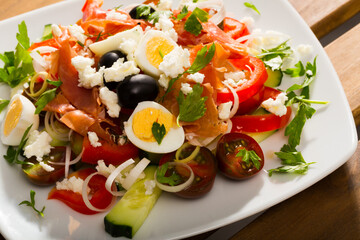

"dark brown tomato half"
[22,147,66,185]
[216,133,264,180]
[160,145,217,199]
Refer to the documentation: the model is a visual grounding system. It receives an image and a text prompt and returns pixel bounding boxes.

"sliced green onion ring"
[154,162,194,193]
[175,142,200,164]
[26,72,49,98]
[44,111,71,142]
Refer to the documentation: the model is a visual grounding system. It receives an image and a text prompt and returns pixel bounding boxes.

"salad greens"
[152,122,166,144]
[34,79,62,114]
[4,124,33,165]
[19,190,46,217]
[236,149,262,170]
[184,7,209,36]
[244,2,261,15]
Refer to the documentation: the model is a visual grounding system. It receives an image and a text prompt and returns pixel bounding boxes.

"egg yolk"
[3,98,22,136]
[132,108,175,142]
[146,36,175,68]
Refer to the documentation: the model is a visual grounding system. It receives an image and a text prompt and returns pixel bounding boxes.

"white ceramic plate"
[0,0,357,239]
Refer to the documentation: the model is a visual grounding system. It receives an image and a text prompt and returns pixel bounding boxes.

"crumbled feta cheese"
[99,86,121,118]
[240,17,255,28]
[265,55,283,71]
[88,131,102,148]
[296,44,313,58]
[155,14,178,42]
[158,74,170,89]
[39,162,55,172]
[187,73,205,83]
[51,24,62,37]
[159,46,190,78]
[261,92,288,117]
[56,176,86,194]
[218,101,233,120]
[103,59,140,82]
[180,83,193,95]
[68,24,87,44]
[106,9,128,21]
[144,180,156,195]
[71,56,103,88]
[24,130,53,161]
[223,71,246,87]
[96,160,129,185]
[306,70,313,76]
[156,0,172,11]
[119,38,138,61]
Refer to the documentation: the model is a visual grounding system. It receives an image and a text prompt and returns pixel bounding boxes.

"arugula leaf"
[156,163,182,186]
[177,5,189,20]
[286,93,329,106]
[0,21,34,88]
[268,162,315,177]
[257,41,293,71]
[19,190,45,218]
[177,83,207,122]
[275,144,305,165]
[41,24,53,41]
[244,2,260,15]
[284,61,305,77]
[0,99,9,113]
[286,57,317,93]
[152,122,166,145]
[184,7,209,36]
[4,124,33,165]
[35,88,57,114]
[187,43,216,74]
[236,148,262,170]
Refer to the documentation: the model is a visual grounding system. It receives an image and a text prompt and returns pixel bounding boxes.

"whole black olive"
[129,5,156,20]
[98,50,127,69]
[117,74,159,109]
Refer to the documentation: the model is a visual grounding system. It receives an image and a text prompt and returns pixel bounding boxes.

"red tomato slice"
[217,56,268,105]
[231,87,292,133]
[223,17,250,40]
[81,135,139,165]
[48,168,113,215]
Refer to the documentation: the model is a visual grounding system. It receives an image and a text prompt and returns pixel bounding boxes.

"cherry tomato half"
[216,133,264,180]
[160,145,217,199]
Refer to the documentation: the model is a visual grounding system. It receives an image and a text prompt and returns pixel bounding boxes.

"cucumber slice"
[264,68,282,87]
[246,130,277,143]
[104,166,162,238]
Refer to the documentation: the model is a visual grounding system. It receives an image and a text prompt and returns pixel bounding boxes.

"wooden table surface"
[0,0,359,240]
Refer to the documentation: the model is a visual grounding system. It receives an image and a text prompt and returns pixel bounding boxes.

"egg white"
[1,94,39,146]
[124,101,185,154]
[134,30,177,77]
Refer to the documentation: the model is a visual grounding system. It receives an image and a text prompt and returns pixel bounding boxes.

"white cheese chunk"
[71,56,104,89]
[99,86,121,118]
[158,74,170,89]
[24,130,53,161]
[51,24,62,37]
[159,46,190,78]
[155,13,178,42]
[56,176,86,194]
[102,59,140,83]
[261,92,288,117]
[106,9,128,21]
[39,162,55,172]
[156,0,172,11]
[180,83,193,95]
[187,73,205,83]
[218,101,233,120]
[144,180,156,195]
[68,24,87,44]
[87,131,102,147]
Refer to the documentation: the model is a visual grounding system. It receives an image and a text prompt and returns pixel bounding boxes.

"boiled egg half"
[124,101,185,153]
[1,94,39,146]
[134,30,177,77]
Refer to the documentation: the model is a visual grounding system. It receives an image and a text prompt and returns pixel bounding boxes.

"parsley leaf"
[156,163,182,186]
[0,21,34,88]
[35,80,62,114]
[136,5,153,19]
[148,11,173,24]
[177,83,207,122]
[236,148,262,170]
[286,57,317,93]
[257,41,293,71]
[268,162,315,176]
[284,61,305,77]
[184,7,209,36]
[187,43,216,74]
[19,190,45,218]
[0,99,9,113]
[152,122,166,145]
[244,2,260,15]
[4,124,33,165]
[177,5,189,20]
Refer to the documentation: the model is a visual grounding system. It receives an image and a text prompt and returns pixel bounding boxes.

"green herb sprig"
[34,79,62,114]
[152,122,166,145]
[184,7,209,36]
[4,125,33,165]
[236,149,262,170]
[19,190,45,218]
[244,2,261,15]
[156,163,182,186]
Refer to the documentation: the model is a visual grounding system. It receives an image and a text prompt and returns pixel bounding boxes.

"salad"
[0,0,325,238]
